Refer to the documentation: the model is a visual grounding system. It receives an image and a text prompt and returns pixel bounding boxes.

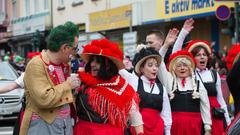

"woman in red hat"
[73,39,144,135]
[186,40,231,135]
[158,50,212,135]
[119,45,172,135]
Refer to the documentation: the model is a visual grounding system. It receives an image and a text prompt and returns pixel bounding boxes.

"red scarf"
[78,71,140,128]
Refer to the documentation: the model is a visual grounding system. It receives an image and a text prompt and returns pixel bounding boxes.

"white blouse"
[15,72,25,88]
[196,68,231,125]
[119,69,172,135]
[157,59,212,131]
[164,26,231,126]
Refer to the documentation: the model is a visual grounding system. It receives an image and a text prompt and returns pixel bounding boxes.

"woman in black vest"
[119,46,172,135]
[186,40,231,135]
[158,50,212,135]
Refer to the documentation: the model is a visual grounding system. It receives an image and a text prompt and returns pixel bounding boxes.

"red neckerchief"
[78,71,140,128]
[40,54,70,85]
[149,79,155,88]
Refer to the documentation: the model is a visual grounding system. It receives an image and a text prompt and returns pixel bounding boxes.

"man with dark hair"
[20,21,80,135]
[146,29,165,51]
[146,29,177,64]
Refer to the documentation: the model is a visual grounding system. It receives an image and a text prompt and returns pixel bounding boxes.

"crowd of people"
[1,52,25,75]
[0,18,239,135]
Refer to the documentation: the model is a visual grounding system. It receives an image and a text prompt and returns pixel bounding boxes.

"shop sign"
[156,0,234,21]
[123,31,137,59]
[88,5,132,32]
[13,16,45,36]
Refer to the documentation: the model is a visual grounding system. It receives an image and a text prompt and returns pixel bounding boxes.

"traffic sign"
[216,5,231,21]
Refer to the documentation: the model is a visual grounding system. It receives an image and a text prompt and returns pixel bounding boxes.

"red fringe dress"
[73,72,140,135]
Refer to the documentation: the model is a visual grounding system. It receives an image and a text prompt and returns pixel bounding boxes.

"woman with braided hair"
[157,50,212,135]
[73,39,144,135]
[160,19,227,135]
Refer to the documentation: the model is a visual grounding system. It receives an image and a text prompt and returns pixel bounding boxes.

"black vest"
[170,81,200,112]
[197,70,217,97]
[75,87,107,123]
[137,78,164,112]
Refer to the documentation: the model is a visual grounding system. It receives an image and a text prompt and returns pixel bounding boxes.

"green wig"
[47,21,79,52]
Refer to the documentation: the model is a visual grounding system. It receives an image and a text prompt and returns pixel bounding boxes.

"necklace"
[96,76,120,86]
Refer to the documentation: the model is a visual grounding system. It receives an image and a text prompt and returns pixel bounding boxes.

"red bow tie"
[150,79,155,88]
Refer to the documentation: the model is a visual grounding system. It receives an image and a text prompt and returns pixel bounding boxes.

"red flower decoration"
[185,40,212,54]
[226,44,240,70]
[81,39,124,69]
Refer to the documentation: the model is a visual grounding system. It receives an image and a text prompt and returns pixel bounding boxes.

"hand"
[67,75,80,89]
[183,18,194,32]
[163,28,179,48]
[78,67,85,72]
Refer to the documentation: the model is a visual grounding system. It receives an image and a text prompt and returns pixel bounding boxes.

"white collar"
[196,67,208,72]
[140,75,152,84]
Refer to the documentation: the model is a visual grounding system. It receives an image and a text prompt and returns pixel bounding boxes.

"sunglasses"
[67,44,79,52]
[72,46,79,52]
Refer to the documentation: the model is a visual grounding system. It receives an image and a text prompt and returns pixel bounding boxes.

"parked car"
[0,61,24,120]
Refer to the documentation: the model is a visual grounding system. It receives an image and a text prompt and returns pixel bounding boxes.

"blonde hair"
[169,57,200,100]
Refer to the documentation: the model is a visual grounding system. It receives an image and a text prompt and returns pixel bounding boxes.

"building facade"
[0,0,12,56]
[52,0,235,57]
[10,0,52,56]
[52,0,145,57]
[0,0,52,57]
[141,0,234,52]
[0,0,236,58]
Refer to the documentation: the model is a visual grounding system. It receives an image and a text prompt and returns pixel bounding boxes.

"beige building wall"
[11,0,52,36]
[5,0,13,33]
[52,0,153,27]
[52,0,106,27]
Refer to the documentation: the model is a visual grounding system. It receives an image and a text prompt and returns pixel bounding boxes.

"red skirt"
[209,96,225,135]
[73,120,124,135]
[171,112,202,135]
[131,108,164,135]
